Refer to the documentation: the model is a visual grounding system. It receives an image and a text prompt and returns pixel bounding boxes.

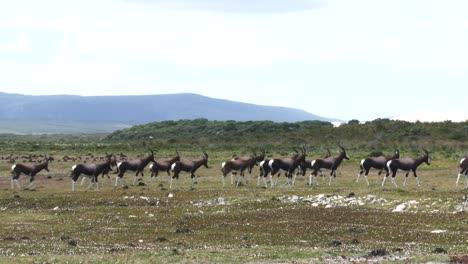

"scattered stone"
[68,240,77,247]
[433,247,447,254]
[351,238,360,244]
[168,193,174,198]
[367,249,389,257]
[392,203,406,212]
[172,248,181,255]
[347,192,355,198]
[431,230,448,234]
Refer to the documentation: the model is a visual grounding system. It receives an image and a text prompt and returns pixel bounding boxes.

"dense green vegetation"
[106,119,468,155]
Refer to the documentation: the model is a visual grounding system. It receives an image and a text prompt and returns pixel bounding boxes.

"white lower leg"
[381,176,387,187]
[365,176,370,186]
[356,173,361,183]
[329,175,332,186]
[132,176,137,186]
[115,176,119,187]
[72,181,76,192]
[230,174,234,185]
[415,177,421,186]
[80,176,86,186]
[391,177,398,188]
[11,179,14,190]
[456,173,461,186]
[403,177,408,186]
[170,178,174,189]
[222,175,226,188]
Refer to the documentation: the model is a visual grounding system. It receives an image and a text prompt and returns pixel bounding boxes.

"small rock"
[392,203,406,212]
[433,247,447,254]
[175,228,192,234]
[367,249,389,257]
[68,240,77,247]
[431,230,447,234]
[330,240,342,246]
[347,192,355,198]
[351,238,360,244]
[168,193,174,198]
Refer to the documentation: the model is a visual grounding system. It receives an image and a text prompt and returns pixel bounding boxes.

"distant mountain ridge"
[0,92,337,133]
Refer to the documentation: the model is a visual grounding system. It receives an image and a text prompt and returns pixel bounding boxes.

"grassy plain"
[0,151,467,263]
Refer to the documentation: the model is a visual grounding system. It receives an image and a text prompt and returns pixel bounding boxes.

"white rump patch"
[311,160,316,167]
[268,159,274,168]
[386,160,393,168]
[11,165,16,171]
[71,165,77,171]
[222,162,226,168]
[360,159,365,166]
[461,158,465,165]
[259,160,265,167]
[171,163,176,171]
[117,162,123,170]
[149,163,153,169]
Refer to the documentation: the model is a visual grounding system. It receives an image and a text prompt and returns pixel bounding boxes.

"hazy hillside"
[0,93,335,127]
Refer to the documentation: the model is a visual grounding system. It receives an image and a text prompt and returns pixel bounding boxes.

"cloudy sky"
[0,0,467,121]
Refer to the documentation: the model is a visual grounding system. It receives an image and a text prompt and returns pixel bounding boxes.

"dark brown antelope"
[230,150,265,184]
[114,148,156,188]
[71,154,115,192]
[170,151,209,189]
[221,154,257,187]
[149,151,181,184]
[456,155,468,187]
[268,147,306,188]
[309,145,350,186]
[356,149,400,186]
[383,148,430,187]
[11,155,53,190]
[299,149,331,182]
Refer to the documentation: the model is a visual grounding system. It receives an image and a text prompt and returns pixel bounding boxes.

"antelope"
[456,155,468,187]
[383,148,430,188]
[309,145,350,186]
[230,150,265,184]
[149,151,181,184]
[299,149,331,182]
[356,149,400,186]
[170,151,209,189]
[114,148,156,188]
[222,154,257,188]
[257,151,299,188]
[79,155,118,187]
[11,155,53,190]
[267,147,306,188]
[71,154,115,192]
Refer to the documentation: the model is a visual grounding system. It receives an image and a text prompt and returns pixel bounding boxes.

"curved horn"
[203,151,208,158]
